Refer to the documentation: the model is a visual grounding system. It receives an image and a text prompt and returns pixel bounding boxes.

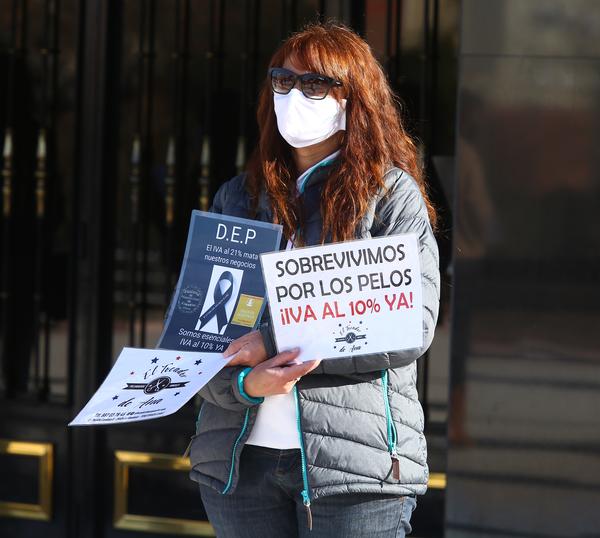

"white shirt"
[246,150,340,449]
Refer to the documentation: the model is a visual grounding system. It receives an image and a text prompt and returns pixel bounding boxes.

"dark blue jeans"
[199,444,416,538]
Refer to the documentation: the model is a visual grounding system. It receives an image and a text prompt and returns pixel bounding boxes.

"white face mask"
[273,88,347,148]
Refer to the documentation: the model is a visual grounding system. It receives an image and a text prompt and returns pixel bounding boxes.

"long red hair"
[246,22,436,244]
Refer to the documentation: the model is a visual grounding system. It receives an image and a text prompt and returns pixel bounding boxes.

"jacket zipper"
[209,158,336,502]
[381,370,400,480]
[222,408,251,494]
[293,386,313,530]
[195,401,205,432]
[297,155,338,195]
[289,159,336,531]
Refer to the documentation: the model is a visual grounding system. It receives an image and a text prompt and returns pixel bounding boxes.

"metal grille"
[0,0,78,402]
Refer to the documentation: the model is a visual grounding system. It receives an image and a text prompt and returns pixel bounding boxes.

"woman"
[189,22,440,538]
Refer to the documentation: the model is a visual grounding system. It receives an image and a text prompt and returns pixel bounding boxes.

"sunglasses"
[269,67,343,100]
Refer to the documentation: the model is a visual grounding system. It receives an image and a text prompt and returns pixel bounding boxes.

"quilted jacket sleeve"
[259,168,440,375]
[194,177,261,411]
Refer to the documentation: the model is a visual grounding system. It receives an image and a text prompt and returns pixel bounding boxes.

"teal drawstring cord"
[222,408,250,494]
[293,386,313,530]
[381,370,400,479]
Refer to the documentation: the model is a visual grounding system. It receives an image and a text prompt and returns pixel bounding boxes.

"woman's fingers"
[226,346,252,366]
[303,359,322,374]
[241,349,316,398]
[242,349,298,398]
[223,333,250,357]
[263,347,301,368]
[279,359,321,382]
[224,331,268,367]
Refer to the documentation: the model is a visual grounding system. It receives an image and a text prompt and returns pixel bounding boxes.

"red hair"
[246,22,436,244]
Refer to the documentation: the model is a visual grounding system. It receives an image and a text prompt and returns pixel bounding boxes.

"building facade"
[0,1,598,537]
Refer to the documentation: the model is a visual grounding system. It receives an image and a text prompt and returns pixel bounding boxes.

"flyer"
[69,348,230,426]
[260,234,423,362]
[158,210,282,352]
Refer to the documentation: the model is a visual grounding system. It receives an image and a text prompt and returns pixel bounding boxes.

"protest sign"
[158,210,282,352]
[69,348,230,426]
[260,234,423,362]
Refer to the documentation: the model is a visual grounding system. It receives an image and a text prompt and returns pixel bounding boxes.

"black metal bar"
[216,0,225,102]
[281,0,289,39]
[199,137,211,211]
[5,0,19,123]
[394,0,403,88]
[51,0,60,124]
[171,0,181,139]
[14,0,31,75]
[139,0,150,348]
[0,130,13,391]
[240,0,251,134]
[140,0,156,347]
[419,0,430,145]
[33,129,47,397]
[248,0,261,109]
[349,0,365,37]
[136,0,146,132]
[164,1,180,297]
[318,0,326,22]
[420,0,437,157]
[385,0,393,75]
[430,0,439,154]
[164,0,190,298]
[291,0,298,31]
[423,0,440,429]
[69,0,116,534]
[42,0,60,400]
[198,0,216,211]
[179,0,191,139]
[41,0,50,124]
[236,0,252,175]
[417,0,440,429]
[128,0,156,348]
[0,0,19,392]
[32,0,45,394]
[164,136,175,296]
[178,0,190,221]
[128,135,140,346]
[128,0,146,347]
[33,0,58,400]
[417,0,430,427]
[205,0,216,132]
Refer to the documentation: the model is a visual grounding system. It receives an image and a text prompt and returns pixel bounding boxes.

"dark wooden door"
[0,2,455,537]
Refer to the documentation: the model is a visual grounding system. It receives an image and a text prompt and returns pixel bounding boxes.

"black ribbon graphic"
[197,271,235,332]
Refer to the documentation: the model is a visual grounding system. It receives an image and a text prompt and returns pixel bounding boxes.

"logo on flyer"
[333,322,368,353]
[177,286,204,314]
[123,376,189,394]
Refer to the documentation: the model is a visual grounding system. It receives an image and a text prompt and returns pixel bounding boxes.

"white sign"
[69,348,229,426]
[260,234,423,362]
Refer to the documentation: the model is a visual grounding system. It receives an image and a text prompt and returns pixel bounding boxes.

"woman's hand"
[224,330,267,368]
[244,348,321,398]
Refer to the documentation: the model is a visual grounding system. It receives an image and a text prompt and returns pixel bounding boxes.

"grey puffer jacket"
[189,162,440,507]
